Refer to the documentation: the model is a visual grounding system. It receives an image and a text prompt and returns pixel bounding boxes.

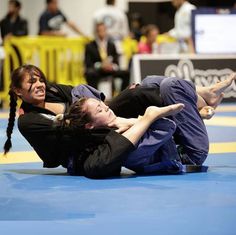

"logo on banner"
[164,60,236,98]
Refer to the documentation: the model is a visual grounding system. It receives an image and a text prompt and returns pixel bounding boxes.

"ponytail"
[3,90,17,154]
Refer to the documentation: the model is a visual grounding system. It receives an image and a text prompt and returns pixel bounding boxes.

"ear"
[85,122,94,129]
[13,88,22,97]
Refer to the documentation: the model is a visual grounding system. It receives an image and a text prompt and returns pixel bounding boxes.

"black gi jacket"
[109,85,163,118]
[18,83,134,179]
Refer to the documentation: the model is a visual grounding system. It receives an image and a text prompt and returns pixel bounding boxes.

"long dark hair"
[55,98,92,129]
[3,64,46,154]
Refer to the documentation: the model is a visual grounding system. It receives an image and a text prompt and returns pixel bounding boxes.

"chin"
[33,97,45,105]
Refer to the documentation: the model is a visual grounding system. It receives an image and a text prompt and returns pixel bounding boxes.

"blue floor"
[0,104,236,235]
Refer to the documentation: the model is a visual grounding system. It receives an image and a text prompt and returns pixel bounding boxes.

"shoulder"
[49,82,73,91]
[46,83,73,103]
[48,82,73,94]
[39,10,49,18]
[93,7,106,17]
[86,40,97,48]
[183,2,196,11]
[57,10,66,16]
[0,17,7,24]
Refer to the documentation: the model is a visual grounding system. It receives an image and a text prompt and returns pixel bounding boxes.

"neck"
[34,101,45,108]
[9,12,18,21]
[97,37,106,42]
[107,115,118,126]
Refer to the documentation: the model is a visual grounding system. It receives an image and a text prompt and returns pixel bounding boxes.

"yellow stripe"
[216,106,236,112]
[209,142,236,154]
[0,112,19,119]
[0,113,9,119]
[204,116,236,127]
[0,151,41,164]
[0,142,236,165]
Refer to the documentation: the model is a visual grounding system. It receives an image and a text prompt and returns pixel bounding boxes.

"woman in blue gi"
[55,97,185,174]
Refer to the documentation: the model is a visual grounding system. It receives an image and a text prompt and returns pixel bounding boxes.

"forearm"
[67,21,84,36]
[121,116,151,145]
[40,30,65,36]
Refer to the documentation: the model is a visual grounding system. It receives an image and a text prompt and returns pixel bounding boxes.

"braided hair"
[3,64,46,154]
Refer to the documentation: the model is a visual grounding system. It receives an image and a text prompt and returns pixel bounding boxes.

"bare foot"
[197,73,236,108]
[199,106,215,120]
[144,103,185,122]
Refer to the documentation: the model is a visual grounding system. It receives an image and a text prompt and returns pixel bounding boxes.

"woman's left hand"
[199,106,215,120]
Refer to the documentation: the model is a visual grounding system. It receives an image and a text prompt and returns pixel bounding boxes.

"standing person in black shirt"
[38,0,85,36]
[0,0,28,93]
[0,0,28,42]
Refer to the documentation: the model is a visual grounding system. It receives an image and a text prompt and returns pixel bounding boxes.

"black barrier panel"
[132,56,236,101]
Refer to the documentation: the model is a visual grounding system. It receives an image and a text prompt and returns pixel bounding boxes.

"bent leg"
[159,77,209,165]
[142,138,183,174]
[123,118,177,170]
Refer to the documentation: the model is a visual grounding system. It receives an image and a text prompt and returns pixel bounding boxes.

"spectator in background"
[84,22,129,94]
[38,0,85,36]
[0,0,28,42]
[166,0,196,52]
[129,12,143,41]
[93,0,129,52]
[138,24,159,54]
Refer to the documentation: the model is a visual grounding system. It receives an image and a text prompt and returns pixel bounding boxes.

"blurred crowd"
[0,0,235,97]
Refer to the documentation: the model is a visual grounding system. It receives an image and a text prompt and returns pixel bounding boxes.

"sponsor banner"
[131,54,236,100]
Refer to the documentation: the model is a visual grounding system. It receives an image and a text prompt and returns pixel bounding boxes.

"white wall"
[0,0,129,37]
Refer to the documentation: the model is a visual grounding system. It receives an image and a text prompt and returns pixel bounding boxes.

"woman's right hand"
[108,117,137,133]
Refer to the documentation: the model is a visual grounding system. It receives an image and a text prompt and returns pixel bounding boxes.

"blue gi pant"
[141,76,209,165]
[123,118,183,174]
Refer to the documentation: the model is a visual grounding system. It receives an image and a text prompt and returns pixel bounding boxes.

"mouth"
[35,88,45,96]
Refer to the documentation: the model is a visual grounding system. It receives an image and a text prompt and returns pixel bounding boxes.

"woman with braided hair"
[3,64,184,177]
[3,64,235,178]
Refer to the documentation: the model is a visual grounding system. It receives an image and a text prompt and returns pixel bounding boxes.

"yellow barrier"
[0,36,89,104]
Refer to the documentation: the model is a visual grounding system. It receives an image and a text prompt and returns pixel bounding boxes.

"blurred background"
[0,0,236,103]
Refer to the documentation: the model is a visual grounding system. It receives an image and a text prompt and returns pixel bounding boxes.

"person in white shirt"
[93,0,129,42]
[167,0,196,52]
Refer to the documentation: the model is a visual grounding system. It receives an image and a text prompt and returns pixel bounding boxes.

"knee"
[159,77,177,95]
[141,75,166,87]
[151,118,176,135]
[164,118,176,134]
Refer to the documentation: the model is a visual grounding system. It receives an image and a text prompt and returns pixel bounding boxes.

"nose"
[35,78,44,87]
[100,101,109,111]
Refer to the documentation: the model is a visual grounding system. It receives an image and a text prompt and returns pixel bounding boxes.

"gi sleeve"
[83,130,135,179]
